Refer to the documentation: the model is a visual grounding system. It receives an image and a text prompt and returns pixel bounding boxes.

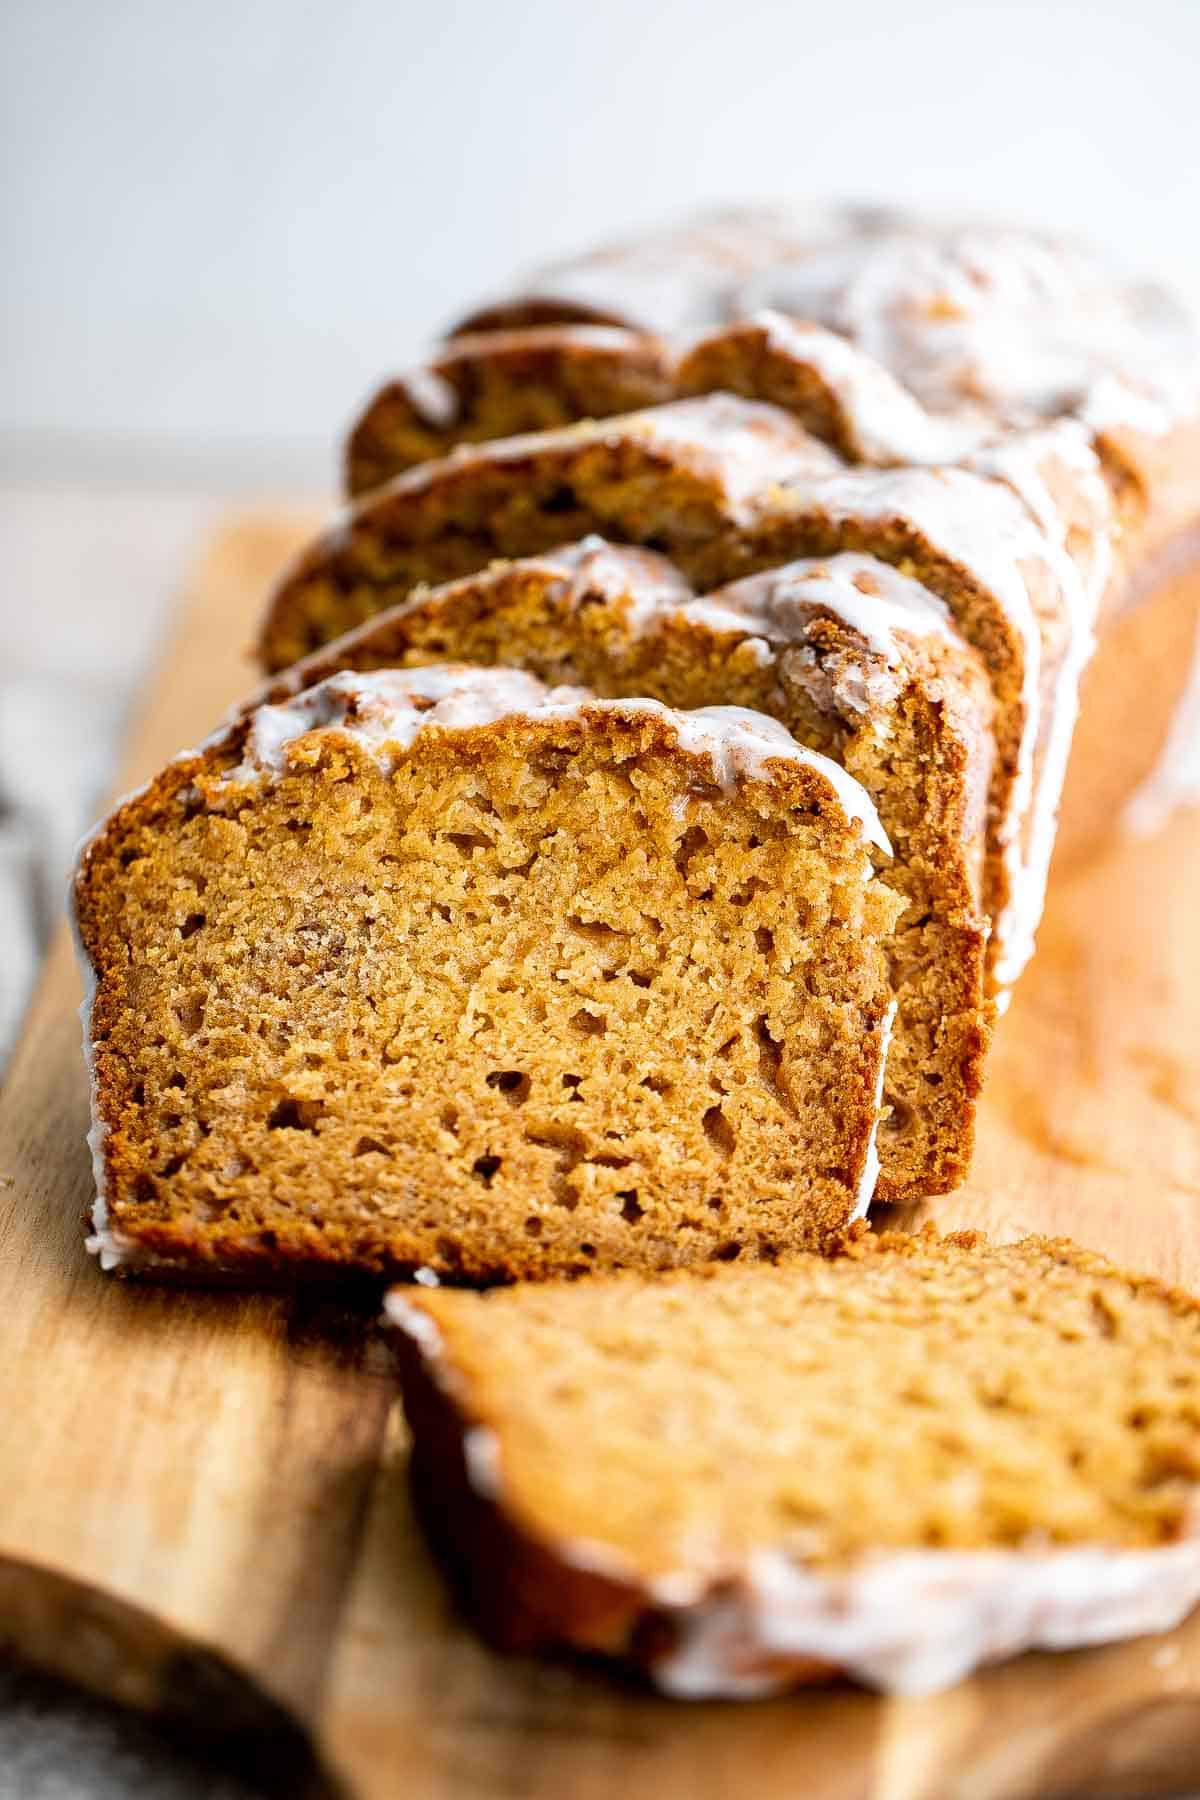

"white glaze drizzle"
[849,998,896,1222]
[449,322,655,359]
[687,551,954,658]
[385,1295,468,1399]
[395,365,460,430]
[728,311,987,464]
[734,225,1200,437]
[230,666,892,855]
[779,465,1044,980]
[234,665,577,777]
[615,395,840,510]
[652,1526,1200,1699]
[463,1426,503,1499]
[534,535,695,623]
[965,425,1113,985]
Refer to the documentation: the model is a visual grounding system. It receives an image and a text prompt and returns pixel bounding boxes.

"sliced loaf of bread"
[258,399,1081,989]
[257,542,995,1199]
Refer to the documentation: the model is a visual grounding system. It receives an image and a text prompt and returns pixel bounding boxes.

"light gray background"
[3,0,1200,1793]
[4,0,1200,487]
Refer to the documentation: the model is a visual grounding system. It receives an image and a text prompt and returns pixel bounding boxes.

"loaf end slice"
[389,1230,1200,1697]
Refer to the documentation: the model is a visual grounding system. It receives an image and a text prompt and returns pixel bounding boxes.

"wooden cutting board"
[2,517,1199,1800]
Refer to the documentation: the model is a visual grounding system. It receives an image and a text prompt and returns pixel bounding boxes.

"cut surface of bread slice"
[258,542,995,1199]
[346,325,676,497]
[388,1229,1200,1698]
[344,313,981,499]
[260,395,840,671]
[260,412,1074,989]
[74,665,901,1283]
[449,206,1200,568]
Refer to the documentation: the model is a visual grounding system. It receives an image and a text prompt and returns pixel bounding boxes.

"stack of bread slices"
[73,206,1200,1694]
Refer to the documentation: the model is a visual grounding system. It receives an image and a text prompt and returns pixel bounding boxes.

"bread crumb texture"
[75,681,900,1279]
[399,1231,1200,1576]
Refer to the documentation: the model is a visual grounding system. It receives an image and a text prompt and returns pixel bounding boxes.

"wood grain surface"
[1,517,1198,1800]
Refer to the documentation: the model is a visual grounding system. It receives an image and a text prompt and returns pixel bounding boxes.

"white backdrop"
[4,0,1200,482]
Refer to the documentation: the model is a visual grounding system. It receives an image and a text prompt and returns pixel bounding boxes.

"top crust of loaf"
[450,203,850,335]
[452,207,1199,438]
[442,205,1200,564]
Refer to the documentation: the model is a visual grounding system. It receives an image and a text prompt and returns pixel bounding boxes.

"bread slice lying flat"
[388,1229,1200,1697]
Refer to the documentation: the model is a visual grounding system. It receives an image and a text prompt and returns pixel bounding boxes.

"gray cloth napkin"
[0,1665,268,1799]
